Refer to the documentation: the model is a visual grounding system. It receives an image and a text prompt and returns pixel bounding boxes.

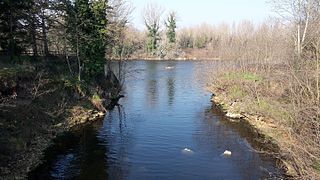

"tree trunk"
[41,11,49,56]
[76,17,81,81]
[9,5,14,61]
[31,15,38,57]
[64,31,73,75]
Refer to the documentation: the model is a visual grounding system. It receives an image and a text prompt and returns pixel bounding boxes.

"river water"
[28,61,282,179]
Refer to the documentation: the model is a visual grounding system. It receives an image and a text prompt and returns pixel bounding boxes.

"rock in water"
[223,150,232,156]
[165,66,174,70]
[182,148,194,154]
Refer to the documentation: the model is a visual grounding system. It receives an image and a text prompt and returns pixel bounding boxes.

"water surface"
[29,61,282,179]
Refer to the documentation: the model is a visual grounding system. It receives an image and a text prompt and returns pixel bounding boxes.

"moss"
[92,92,101,101]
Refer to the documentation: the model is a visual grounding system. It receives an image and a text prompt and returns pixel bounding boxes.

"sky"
[129,0,274,30]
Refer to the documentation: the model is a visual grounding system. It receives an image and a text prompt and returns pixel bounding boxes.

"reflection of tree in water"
[28,122,110,179]
[165,61,176,106]
[146,62,158,107]
[28,107,132,180]
[167,78,175,106]
[192,106,282,179]
[77,122,109,179]
[100,105,133,179]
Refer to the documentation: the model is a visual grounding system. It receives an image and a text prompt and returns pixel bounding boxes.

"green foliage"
[92,92,102,101]
[165,12,177,44]
[194,35,208,49]
[0,0,33,58]
[66,0,108,80]
[61,75,81,89]
[146,22,161,55]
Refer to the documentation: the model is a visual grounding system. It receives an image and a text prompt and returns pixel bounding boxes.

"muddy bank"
[0,59,122,179]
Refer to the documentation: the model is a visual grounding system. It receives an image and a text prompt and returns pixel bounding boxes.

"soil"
[0,60,120,180]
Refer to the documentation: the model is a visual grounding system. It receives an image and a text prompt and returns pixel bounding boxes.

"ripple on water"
[28,61,283,180]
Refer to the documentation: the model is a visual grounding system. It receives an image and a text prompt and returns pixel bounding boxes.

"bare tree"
[142,2,164,56]
[269,0,320,61]
[107,0,133,87]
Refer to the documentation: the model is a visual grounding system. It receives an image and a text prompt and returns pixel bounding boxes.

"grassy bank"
[207,63,319,179]
[0,57,121,179]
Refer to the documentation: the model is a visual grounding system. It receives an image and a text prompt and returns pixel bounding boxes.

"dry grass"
[207,62,320,179]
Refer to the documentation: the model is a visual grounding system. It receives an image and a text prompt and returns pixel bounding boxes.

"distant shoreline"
[113,57,222,61]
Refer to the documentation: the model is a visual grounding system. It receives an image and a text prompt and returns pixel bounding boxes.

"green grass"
[255,98,291,121]
[224,71,263,82]
[314,161,320,173]
[229,85,246,99]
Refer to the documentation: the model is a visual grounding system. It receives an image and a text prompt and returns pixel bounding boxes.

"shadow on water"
[28,120,110,179]
[28,106,130,180]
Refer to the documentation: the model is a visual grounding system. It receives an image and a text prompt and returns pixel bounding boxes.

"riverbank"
[127,57,221,61]
[207,64,320,179]
[111,57,221,61]
[0,58,121,179]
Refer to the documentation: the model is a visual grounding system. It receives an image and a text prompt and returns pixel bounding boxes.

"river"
[28,60,282,179]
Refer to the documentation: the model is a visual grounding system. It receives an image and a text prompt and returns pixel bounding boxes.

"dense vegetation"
[0,0,131,79]
[0,1,130,178]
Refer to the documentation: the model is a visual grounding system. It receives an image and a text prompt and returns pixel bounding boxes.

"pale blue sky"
[129,0,273,29]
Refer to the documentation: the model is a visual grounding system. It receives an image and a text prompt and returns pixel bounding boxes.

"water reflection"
[98,105,132,180]
[29,60,282,180]
[167,78,175,106]
[146,62,158,107]
[28,121,110,179]
[165,61,176,107]
[76,122,109,179]
[193,106,282,179]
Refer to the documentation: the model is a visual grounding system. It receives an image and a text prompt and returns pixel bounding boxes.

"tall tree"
[66,0,108,80]
[39,0,50,56]
[165,12,177,44]
[28,4,39,57]
[0,0,32,60]
[143,3,163,56]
